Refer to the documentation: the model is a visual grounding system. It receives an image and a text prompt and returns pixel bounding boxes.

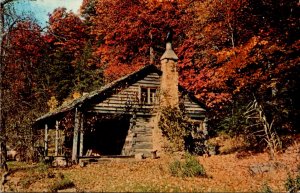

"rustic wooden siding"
[89,73,161,115]
[181,94,206,119]
[84,70,206,157]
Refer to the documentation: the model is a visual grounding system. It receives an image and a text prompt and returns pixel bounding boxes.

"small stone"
[79,160,87,167]
[135,153,145,160]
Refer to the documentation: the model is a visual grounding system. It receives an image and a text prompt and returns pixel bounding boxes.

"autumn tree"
[0,19,49,160]
[1,0,45,163]
[1,0,22,138]
[45,7,103,103]
[80,0,193,82]
[177,0,299,141]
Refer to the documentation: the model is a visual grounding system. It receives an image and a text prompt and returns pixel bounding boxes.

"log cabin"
[33,40,207,164]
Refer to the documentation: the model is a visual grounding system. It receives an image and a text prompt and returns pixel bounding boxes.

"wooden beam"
[72,108,80,163]
[55,121,59,156]
[79,114,84,157]
[44,124,48,157]
[147,88,151,104]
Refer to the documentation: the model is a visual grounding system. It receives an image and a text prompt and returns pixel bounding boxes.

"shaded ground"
[1,141,299,192]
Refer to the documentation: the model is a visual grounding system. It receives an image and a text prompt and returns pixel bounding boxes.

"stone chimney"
[152,39,179,155]
[159,41,179,108]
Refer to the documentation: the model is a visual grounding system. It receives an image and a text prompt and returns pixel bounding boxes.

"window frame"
[139,86,158,104]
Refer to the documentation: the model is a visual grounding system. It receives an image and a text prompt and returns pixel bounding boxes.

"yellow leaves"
[260,40,268,45]
[215,49,235,63]
[47,96,58,112]
[72,91,81,99]
[241,36,259,54]
[61,91,82,107]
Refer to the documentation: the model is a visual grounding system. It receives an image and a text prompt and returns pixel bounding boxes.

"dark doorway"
[84,115,130,155]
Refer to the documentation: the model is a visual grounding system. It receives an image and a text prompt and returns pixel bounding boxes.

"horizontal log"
[132,80,160,87]
[139,75,160,80]
[95,101,158,107]
[185,108,206,112]
[186,114,206,119]
[144,73,160,77]
[92,106,155,112]
[185,109,206,113]
[87,109,155,116]
[102,95,139,101]
[183,102,203,107]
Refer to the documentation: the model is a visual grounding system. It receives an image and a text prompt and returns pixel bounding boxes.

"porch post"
[44,124,48,157]
[55,120,59,156]
[72,108,80,163]
[79,114,84,157]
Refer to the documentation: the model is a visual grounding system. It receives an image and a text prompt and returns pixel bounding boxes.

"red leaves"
[83,0,193,80]
[3,20,45,95]
[47,7,88,62]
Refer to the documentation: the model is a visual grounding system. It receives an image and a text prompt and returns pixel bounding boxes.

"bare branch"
[0,0,15,6]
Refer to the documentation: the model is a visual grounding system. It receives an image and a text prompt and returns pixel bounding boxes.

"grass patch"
[17,162,55,189]
[169,153,206,177]
[49,177,75,192]
[19,175,40,189]
[131,184,181,192]
[209,134,248,154]
[285,172,300,193]
[261,183,273,193]
[48,173,75,192]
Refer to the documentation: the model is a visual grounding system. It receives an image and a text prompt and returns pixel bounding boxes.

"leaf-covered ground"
[2,142,299,192]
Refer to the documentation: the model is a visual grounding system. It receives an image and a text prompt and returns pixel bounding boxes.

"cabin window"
[140,87,157,104]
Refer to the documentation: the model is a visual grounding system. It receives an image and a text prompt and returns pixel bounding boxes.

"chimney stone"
[160,42,179,108]
[160,42,178,61]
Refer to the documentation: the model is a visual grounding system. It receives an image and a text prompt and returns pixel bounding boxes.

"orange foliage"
[3,20,45,95]
[81,0,193,80]
[178,0,299,109]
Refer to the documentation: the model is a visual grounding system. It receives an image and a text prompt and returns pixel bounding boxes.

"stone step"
[135,136,152,142]
[134,142,153,150]
[134,149,152,157]
[134,131,152,135]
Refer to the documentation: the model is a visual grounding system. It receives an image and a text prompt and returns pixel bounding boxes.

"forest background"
[0,0,299,158]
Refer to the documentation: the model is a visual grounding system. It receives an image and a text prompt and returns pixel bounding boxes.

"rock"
[249,162,278,175]
[79,160,87,167]
[151,150,158,159]
[135,153,145,160]
[53,157,67,167]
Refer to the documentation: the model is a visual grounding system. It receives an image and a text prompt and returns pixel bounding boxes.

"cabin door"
[84,115,130,155]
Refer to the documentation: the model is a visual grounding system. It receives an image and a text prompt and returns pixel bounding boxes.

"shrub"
[284,172,300,193]
[169,154,205,177]
[182,154,206,177]
[158,106,207,153]
[49,177,75,192]
[169,160,182,177]
[159,107,192,151]
[262,183,273,193]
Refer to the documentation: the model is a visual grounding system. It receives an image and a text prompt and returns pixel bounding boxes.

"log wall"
[84,71,206,157]
[181,94,206,119]
[89,72,161,116]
